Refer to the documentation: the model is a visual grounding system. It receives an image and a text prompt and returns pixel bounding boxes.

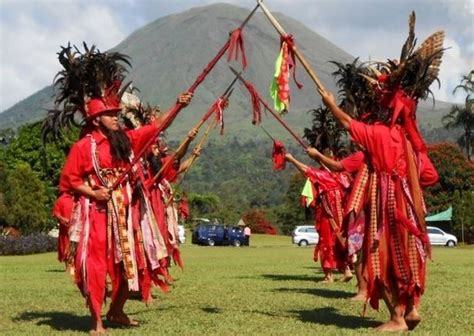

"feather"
[42,42,131,143]
[400,11,417,63]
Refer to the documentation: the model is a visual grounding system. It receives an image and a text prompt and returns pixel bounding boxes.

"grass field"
[1,234,473,335]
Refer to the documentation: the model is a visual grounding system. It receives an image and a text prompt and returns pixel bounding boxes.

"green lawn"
[1,234,473,335]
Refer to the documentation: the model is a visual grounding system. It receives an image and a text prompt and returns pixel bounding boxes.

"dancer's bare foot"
[375,319,408,332]
[405,308,421,330]
[339,273,353,282]
[106,312,140,327]
[319,275,334,283]
[90,318,107,335]
[350,292,367,302]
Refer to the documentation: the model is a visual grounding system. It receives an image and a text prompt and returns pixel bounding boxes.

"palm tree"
[442,71,474,160]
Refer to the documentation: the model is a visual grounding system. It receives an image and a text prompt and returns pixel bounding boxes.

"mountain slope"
[0,3,453,142]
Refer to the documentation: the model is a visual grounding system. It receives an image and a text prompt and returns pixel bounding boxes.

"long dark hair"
[100,125,132,162]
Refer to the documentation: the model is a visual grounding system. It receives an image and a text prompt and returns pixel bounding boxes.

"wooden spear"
[164,117,219,207]
[256,0,327,94]
[110,5,259,190]
[148,75,239,187]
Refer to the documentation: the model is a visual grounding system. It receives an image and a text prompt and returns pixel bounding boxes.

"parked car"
[292,225,319,246]
[192,223,245,246]
[427,226,457,247]
[178,225,185,244]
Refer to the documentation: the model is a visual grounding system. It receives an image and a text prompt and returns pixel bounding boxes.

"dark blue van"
[192,224,246,247]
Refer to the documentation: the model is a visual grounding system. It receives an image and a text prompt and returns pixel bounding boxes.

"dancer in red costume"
[305,147,368,299]
[318,12,443,331]
[146,128,199,273]
[43,44,191,335]
[285,151,353,283]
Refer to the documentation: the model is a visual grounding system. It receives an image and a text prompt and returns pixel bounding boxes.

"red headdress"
[358,12,445,126]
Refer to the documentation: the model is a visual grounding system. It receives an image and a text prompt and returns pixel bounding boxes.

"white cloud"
[0,1,127,111]
[432,37,474,103]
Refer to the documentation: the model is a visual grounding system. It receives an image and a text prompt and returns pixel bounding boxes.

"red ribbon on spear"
[111,5,259,190]
[148,74,239,188]
[230,66,308,150]
[257,0,327,95]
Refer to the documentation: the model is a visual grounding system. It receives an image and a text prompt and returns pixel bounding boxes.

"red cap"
[85,98,121,119]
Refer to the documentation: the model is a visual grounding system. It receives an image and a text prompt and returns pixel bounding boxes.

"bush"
[0,233,56,255]
[242,208,278,235]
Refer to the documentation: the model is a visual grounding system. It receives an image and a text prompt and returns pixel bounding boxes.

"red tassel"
[172,248,184,270]
[272,139,286,170]
[178,195,190,220]
[241,81,261,125]
[227,28,247,69]
[214,98,225,135]
[280,34,303,89]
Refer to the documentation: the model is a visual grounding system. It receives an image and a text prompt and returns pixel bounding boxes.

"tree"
[2,162,49,233]
[424,143,474,213]
[442,70,474,160]
[451,190,474,243]
[272,172,312,235]
[242,208,277,235]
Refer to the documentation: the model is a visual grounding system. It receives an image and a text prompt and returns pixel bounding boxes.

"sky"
[0,0,473,112]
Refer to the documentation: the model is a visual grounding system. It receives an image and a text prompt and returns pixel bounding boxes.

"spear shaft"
[111,6,258,190]
[149,76,237,187]
[256,0,326,94]
[164,118,218,207]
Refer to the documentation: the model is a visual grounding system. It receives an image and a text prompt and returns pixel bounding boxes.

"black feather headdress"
[304,106,348,158]
[41,42,131,143]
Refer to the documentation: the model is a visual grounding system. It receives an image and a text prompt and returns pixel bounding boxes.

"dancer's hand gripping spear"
[149,74,239,188]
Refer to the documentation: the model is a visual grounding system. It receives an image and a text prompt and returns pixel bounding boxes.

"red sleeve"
[161,155,179,183]
[349,120,372,150]
[59,141,88,191]
[52,193,74,219]
[304,166,338,189]
[418,151,439,187]
[127,123,159,156]
[340,151,365,173]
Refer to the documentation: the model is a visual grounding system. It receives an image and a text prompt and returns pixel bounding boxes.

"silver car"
[292,225,319,246]
[427,226,457,247]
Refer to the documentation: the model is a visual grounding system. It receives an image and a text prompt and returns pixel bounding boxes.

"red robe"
[348,120,438,310]
[52,193,74,262]
[305,167,349,272]
[59,123,161,318]
[148,154,183,270]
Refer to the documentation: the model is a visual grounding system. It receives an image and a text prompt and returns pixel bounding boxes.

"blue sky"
[0,0,472,112]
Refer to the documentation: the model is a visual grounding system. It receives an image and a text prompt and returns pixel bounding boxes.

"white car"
[292,225,319,246]
[427,226,457,247]
[178,225,186,244]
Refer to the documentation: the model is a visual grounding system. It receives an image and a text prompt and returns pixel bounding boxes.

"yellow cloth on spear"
[270,41,291,114]
[301,178,316,208]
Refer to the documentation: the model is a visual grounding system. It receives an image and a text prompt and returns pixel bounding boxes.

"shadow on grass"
[291,307,379,329]
[45,269,64,273]
[261,273,325,282]
[246,307,379,330]
[201,306,222,314]
[14,311,90,332]
[275,287,354,299]
[14,310,148,332]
